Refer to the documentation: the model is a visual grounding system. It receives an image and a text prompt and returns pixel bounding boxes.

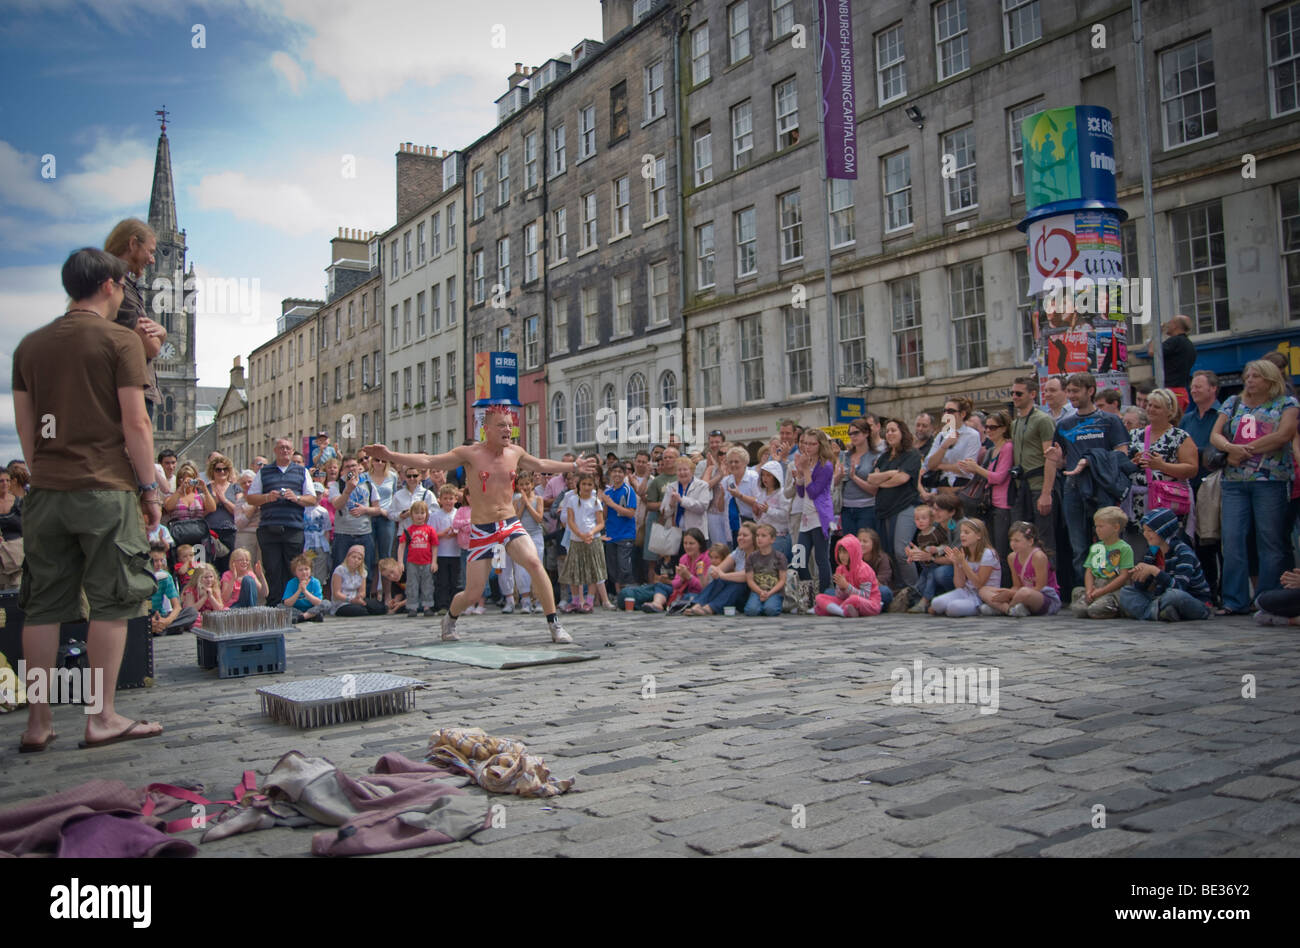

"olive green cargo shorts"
[19,488,155,624]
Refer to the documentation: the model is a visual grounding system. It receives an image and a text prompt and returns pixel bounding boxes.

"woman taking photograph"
[165,461,217,556]
[204,454,239,574]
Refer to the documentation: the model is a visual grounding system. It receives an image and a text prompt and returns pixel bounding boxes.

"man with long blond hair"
[104,218,167,418]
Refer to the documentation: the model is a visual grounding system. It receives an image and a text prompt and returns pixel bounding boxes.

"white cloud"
[190,145,390,236]
[275,0,603,103]
[270,50,306,94]
[0,136,156,238]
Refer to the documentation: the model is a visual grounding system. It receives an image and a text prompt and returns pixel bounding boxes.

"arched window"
[552,392,567,447]
[659,370,678,414]
[601,383,616,412]
[626,372,648,415]
[574,384,593,444]
[159,395,175,432]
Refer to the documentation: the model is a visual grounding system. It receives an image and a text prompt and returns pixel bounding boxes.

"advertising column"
[1017,106,1131,403]
[472,351,521,443]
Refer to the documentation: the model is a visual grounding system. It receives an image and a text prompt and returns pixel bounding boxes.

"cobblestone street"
[3,610,1298,858]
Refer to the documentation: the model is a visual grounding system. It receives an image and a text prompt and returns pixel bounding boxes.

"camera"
[1010,466,1024,480]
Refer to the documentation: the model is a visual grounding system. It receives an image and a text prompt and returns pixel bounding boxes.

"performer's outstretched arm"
[519,451,599,476]
[364,443,467,473]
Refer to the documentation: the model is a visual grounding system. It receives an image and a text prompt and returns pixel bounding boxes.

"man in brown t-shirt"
[11,247,164,752]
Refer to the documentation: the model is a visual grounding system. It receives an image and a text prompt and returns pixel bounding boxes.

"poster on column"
[1026,211,1123,297]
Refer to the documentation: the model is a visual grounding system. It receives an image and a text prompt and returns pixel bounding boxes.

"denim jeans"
[879,507,919,587]
[840,506,876,539]
[917,563,955,601]
[1062,481,1096,588]
[1119,585,1210,621]
[696,579,747,612]
[798,527,832,594]
[772,533,793,563]
[744,591,783,616]
[1221,479,1290,613]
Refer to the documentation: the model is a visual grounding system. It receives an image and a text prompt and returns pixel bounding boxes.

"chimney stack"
[395,141,445,223]
[230,355,245,390]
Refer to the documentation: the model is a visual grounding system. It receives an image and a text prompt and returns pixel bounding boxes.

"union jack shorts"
[467,517,531,562]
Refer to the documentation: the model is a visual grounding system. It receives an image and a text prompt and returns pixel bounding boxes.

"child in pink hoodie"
[814,534,882,617]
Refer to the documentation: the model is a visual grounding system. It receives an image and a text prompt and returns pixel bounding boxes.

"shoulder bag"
[1144,426,1191,515]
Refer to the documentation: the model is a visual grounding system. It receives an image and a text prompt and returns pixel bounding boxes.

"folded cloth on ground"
[202,751,485,856]
[426,727,575,798]
[0,779,196,858]
[58,812,197,858]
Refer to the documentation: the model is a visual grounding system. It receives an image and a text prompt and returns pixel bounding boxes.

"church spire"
[148,108,178,237]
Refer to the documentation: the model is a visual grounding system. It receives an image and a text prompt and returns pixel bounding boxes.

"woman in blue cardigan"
[785,427,837,594]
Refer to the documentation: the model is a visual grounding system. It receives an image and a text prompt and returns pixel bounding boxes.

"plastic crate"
[215,633,286,679]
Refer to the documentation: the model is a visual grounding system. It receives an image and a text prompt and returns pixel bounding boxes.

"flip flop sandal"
[79,720,162,749]
[19,733,57,753]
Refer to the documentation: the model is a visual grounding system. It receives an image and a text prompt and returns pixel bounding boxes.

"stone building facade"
[315,232,383,459]
[544,1,686,456]
[463,62,552,452]
[215,357,249,471]
[677,0,1300,437]
[383,145,464,456]
[247,297,321,461]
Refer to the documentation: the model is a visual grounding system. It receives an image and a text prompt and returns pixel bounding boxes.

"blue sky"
[0,0,604,463]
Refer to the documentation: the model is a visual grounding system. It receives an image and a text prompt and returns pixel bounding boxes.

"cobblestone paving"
[2,610,1298,857]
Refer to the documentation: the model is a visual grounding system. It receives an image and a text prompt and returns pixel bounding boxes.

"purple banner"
[819,0,857,180]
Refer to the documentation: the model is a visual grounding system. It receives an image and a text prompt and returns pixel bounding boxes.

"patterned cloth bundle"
[425,727,575,798]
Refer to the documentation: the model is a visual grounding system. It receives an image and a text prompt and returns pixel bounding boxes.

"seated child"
[181,563,225,628]
[641,528,707,613]
[1069,506,1133,619]
[928,519,1001,617]
[896,504,952,614]
[744,523,788,617]
[221,547,267,608]
[856,527,894,610]
[148,521,174,556]
[282,553,327,622]
[980,522,1061,617]
[173,543,198,592]
[148,542,197,636]
[814,534,882,616]
[1119,508,1212,621]
[620,555,675,609]
[1256,568,1300,626]
[686,524,757,615]
[379,558,408,615]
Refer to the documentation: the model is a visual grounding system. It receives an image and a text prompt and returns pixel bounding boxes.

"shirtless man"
[364,406,597,644]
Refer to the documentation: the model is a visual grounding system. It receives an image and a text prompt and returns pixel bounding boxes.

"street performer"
[364,406,597,644]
